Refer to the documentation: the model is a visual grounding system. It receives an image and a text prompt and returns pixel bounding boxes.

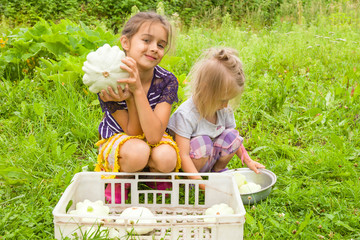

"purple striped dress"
[98,65,178,139]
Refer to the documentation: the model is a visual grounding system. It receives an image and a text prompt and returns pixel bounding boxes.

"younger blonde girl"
[168,48,264,183]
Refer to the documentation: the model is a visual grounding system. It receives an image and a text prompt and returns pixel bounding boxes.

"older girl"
[95,12,180,202]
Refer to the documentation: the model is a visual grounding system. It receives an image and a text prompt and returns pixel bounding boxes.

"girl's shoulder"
[173,98,198,116]
[154,65,177,82]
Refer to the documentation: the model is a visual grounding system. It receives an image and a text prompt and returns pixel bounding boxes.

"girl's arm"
[176,134,206,190]
[132,92,172,144]
[111,97,143,135]
[118,57,174,144]
[236,145,265,174]
[176,134,201,177]
[99,85,143,136]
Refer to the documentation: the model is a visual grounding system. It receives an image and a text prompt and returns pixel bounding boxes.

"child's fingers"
[118,85,131,100]
[107,86,116,95]
[121,56,136,65]
[248,162,265,174]
[121,57,138,74]
[116,84,124,93]
[117,78,135,85]
[120,63,132,74]
[99,89,111,101]
[250,165,260,174]
[256,162,265,168]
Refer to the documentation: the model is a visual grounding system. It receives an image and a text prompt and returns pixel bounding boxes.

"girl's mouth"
[145,54,157,61]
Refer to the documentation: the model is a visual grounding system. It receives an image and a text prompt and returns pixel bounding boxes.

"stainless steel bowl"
[225,168,277,205]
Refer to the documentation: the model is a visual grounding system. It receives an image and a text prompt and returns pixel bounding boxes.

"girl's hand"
[99,84,132,102]
[118,57,143,94]
[244,158,265,174]
[238,144,265,174]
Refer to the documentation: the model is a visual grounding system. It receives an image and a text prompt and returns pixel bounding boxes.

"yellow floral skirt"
[94,133,181,173]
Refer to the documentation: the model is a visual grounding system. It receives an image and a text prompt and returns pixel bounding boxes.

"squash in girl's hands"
[82,44,129,94]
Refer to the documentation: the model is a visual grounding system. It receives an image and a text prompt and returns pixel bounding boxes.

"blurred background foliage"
[1,0,359,32]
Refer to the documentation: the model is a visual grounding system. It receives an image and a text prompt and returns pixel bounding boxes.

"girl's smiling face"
[121,21,168,72]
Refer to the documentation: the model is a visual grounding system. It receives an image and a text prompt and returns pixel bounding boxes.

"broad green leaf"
[63,143,78,158]
[329,133,343,148]
[245,213,256,226]
[28,21,51,37]
[21,53,33,61]
[258,220,264,233]
[267,217,280,228]
[0,167,27,184]
[335,220,357,232]
[252,146,269,154]
[324,213,335,220]
[294,210,313,237]
[33,102,45,117]
[41,42,70,56]
[260,110,278,123]
[48,71,81,84]
[303,107,322,118]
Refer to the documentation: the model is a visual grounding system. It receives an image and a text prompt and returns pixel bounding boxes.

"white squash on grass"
[82,44,129,94]
[204,203,234,223]
[233,172,262,194]
[115,207,157,235]
[69,199,110,223]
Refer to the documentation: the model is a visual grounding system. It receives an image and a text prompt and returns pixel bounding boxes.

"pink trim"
[240,144,250,165]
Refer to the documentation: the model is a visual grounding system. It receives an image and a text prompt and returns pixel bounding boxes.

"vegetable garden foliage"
[2,0,360,31]
[0,19,118,83]
[1,5,360,240]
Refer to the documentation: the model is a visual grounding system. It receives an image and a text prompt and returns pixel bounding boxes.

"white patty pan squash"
[232,172,262,194]
[115,207,156,235]
[69,199,110,223]
[204,203,234,223]
[233,172,247,187]
[238,182,262,194]
[82,44,129,94]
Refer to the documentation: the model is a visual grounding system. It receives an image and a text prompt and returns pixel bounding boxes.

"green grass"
[1,9,360,240]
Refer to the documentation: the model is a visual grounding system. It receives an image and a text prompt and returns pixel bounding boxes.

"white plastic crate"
[53,172,246,239]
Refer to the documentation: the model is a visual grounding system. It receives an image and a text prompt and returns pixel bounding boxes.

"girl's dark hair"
[121,12,173,52]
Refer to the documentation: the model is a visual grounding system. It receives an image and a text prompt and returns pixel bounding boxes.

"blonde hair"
[121,12,173,53]
[190,48,245,118]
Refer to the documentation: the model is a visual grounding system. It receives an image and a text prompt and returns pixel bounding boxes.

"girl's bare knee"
[192,157,208,171]
[150,144,177,173]
[120,139,150,172]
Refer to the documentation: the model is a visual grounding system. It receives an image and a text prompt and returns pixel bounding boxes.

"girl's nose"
[150,42,158,52]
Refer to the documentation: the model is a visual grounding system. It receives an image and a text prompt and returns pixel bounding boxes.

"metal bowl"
[225,168,277,205]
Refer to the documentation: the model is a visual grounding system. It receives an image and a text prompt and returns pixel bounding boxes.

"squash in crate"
[115,207,157,235]
[69,199,110,223]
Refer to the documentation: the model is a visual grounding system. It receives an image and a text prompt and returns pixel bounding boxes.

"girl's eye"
[143,39,150,43]
[158,44,165,49]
